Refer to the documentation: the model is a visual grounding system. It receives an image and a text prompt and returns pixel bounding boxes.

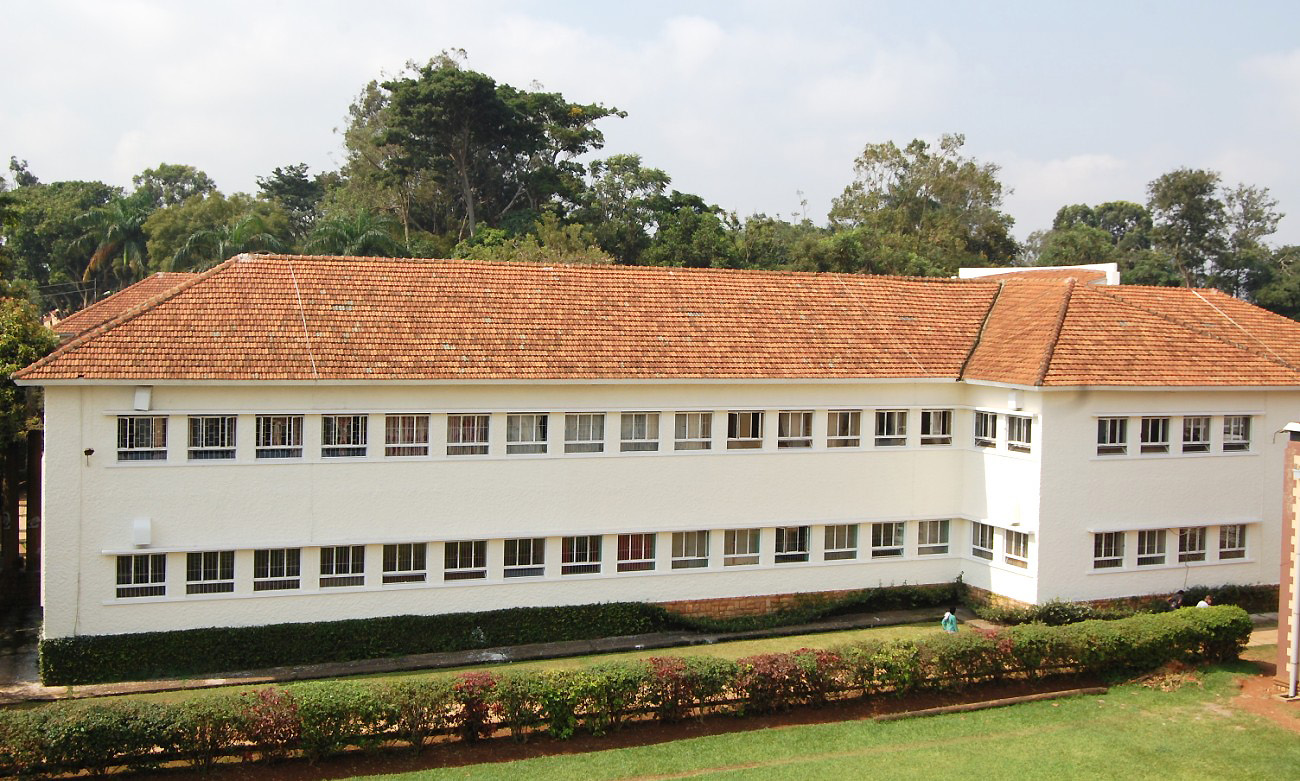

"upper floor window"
[447,414,489,456]
[921,409,952,446]
[727,411,764,449]
[188,415,235,460]
[918,519,950,555]
[186,550,235,594]
[824,524,858,560]
[116,553,166,598]
[504,538,545,578]
[871,521,904,558]
[320,545,365,587]
[562,535,602,575]
[874,410,907,447]
[444,540,487,580]
[385,415,429,457]
[253,548,301,591]
[974,411,997,448]
[971,522,994,560]
[777,411,813,448]
[774,526,810,563]
[1219,524,1246,559]
[383,543,427,584]
[1140,417,1170,454]
[1223,416,1251,452]
[1137,530,1166,566]
[1182,416,1210,453]
[617,533,656,572]
[675,412,712,451]
[565,413,605,453]
[827,410,861,448]
[671,531,710,569]
[1004,531,1029,568]
[1093,532,1124,569]
[1178,527,1206,562]
[507,413,548,455]
[723,528,760,566]
[620,412,659,452]
[118,415,167,461]
[1007,416,1032,453]
[256,415,302,459]
[1097,417,1127,456]
[322,414,367,458]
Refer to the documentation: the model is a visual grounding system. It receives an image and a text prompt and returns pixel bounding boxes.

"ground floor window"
[256,415,302,459]
[617,533,656,572]
[1178,527,1207,562]
[724,528,760,566]
[562,535,602,575]
[505,538,545,578]
[918,520,949,555]
[254,548,301,591]
[1004,531,1029,568]
[116,553,166,598]
[774,526,810,563]
[1093,532,1124,569]
[322,414,367,457]
[1218,524,1246,559]
[672,531,709,569]
[383,542,428,583]
[823,524,858,560]
[444,540,487,580]
[971,522,994,560]
[870,522,904,558]
[186,550,234,594]
[320,545,365,587]
[385,414,430,457]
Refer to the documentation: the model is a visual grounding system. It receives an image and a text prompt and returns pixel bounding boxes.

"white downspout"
[1291,475,1300,697]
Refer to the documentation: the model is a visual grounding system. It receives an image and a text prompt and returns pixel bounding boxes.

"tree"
[641,192,737,268]
[78,190,155,284]
[1148,168,1226,288]
[305,211,404,256]
[576,154,670,264]
[257,163,329,239]
[1215,184,1283,299]
[0,180,118,311]
[173,212,288,271]
[132,163,217,208]
[454,212,612,264]
[8,158,37,188]
[829,134,1017,273]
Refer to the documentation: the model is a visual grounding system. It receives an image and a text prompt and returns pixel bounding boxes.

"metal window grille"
[117,416,167,461]
[443,540,487,580]
[320,545,365,587]
[253,548,301,591]
[561,535,602,575]
[188,416,235,460]
[116,553,166,597]
[617,533,656,572]
[504,538,546,578]
[322,415,367,457]
[256,415,302,458]
[446,414,490,455]
[385,415,430,457]
[186,550,235,594]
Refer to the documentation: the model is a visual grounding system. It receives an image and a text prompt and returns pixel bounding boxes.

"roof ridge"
[1034,277,1076,386]
[1089,285,1300,377]
[957,281,1004,381]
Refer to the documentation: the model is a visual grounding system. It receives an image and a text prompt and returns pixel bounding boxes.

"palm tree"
[305,212,404,257]
[172,213,287,271]
[79,191,153,283]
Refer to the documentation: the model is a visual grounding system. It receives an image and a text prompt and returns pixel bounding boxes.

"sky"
[3,0,1300,244]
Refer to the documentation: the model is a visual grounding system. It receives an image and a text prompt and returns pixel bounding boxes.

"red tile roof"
[974,268,1108,284]
[52,273,199,340]
[15,254,1300,387]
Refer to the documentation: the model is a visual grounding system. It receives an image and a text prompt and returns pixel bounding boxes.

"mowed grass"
[354,662,1300,781]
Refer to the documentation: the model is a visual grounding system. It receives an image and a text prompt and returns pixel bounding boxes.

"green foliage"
[0,299,58,444]
[289,681,387,760]
[2,179,120,310]
[132,163,217,208]
[305,211,405,257]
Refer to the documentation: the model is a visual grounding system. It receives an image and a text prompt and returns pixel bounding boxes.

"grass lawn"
[354,661,1300,780]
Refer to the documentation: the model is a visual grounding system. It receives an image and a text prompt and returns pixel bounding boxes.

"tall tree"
[257,163,329,239]
[1147,168,1226,288]
[132,163,217,208]
[0,180,118,310]
[78,190,155,284]
[305,211,404,257]
[173,212,288,271]
[1216,184,1283,299]
[576,154,670,264]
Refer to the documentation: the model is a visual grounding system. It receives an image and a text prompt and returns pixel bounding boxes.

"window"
[727,411,764,449]
[777,411,813,448]
[724,528,760,566]
[827,410,861,448]
[971,522,994,560]
[1093,532,1124,569]
[118,415,167,461]
[918,519,950,555]
[1178,527,1207,562]
[504,538,545,578]
[447,414,489,456]
[974,411,997,448]
[824,524,858,560]
[921,409,952,446]
[1137,530,1166,566]
[1181,416,1210,453]
[253,548,301,591]
[1097,417,1127,455]
[188,415,235,460]
[256,415,302,459]
[1140,417,1170,454]
[383,543,428,583]
[320,545,365,587]
[562,535,602,575]
[874,410,907,447]
[186,550,234,594]
[617,533,656,572]
[1223,416,1251,452]
[444,540,487,580]
[385,415,429,457]
[322,414,367,457]
[620,412,660,452]
[1007,416,1032,453]
[565,413,605,453]
[116,553,166,597]
[871,522,904,557]
[774,526,810,563]
[1219,524,1246,559]
[671,531,710,569]
[675,412,712,450]
[507,413,549,454]
[1005,531,1029,568]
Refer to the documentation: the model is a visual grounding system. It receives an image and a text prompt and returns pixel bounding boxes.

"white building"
[15,254,1299,640]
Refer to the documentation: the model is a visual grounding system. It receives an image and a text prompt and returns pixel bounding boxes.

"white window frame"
[256,415,303,459]
[118,415,167,461]
[824,524,858,560]
[1004,530,1029,568]
[561,535,602,575]
[507,413,549,455]
[1097,417,1127,456]
[774,526,810,563]
[383,542,428,584]
[1007,416,1032,453]
[322,414,368,458]
[971,522,994,560]
[1093,532,1124,569]
[564,413,605,454]
[1218,524,1246,560]
[1140,416,1170,454]
[921,409,952,446]
[1181,416,1210,453]
[186,550,235,594]
[727,411,764,449]
[188,415,236,460]
[1223,415,1251,452]
[444,540,487,580]
[777,411,813,448]
[1137,529,1166,566]
[827,410,861,448]
[504,538,546,578]
[674,412,712,451]
[1178,527,1207,562]
[871,521,904,558]
[116,553,166,598]
[671,530,710,569]
[874,409,907,447]
[617,533,656,572]
[620,412,660,452]
[974,411,997,448]
[385,414,430,457]
[723,528,760,566]
[320,545,365,587]
[447,414,490,456]
[918,519,950,555]
[253,548,301,591]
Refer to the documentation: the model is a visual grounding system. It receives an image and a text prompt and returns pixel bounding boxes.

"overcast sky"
[4,0,1299,244]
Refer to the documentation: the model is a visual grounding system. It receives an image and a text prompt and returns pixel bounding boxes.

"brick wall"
[963,584,1034,611]
[657,589,864,620]
[1277,433,1300,692]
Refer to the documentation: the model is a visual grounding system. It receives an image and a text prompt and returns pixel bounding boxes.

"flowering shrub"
[241,687,300,761]
[451,671,499,742]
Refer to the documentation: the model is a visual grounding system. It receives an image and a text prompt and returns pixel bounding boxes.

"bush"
[644,656,736,722]
[290,681,387,761]
[240,687,300,761]
[379,679,454,752]
[165,694,245,769]
[451,672,498,742]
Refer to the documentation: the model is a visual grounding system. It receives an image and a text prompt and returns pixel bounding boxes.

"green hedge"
[975,584,1279,626]
[3,607,1251,777]
[40,583,963,686]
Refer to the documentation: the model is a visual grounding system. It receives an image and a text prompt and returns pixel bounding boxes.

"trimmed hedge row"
[40,583,964,685]
[4,607,1251,777]
[975,584,1279,626]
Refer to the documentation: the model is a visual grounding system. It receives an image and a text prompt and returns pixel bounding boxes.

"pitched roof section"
[975,268,1108,284]
[52,273,199,341]
[16,255,1300,387]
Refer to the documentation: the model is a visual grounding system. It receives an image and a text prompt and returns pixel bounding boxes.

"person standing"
[941,608,958,633]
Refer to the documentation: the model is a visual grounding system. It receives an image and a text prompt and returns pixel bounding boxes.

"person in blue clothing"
[941,607,958,633]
